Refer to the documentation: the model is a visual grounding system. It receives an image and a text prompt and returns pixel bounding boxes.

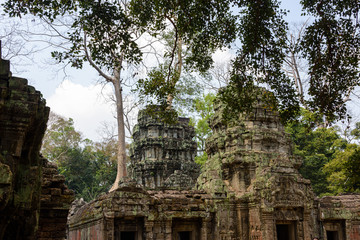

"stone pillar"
[262,212,275,240]
[302,211,311,240]
[145,221,154,240]
[249,207,262,240]
[165,220,172,240]
[237,203,249,240]
[105,218,114,240]
[201,218,212,240]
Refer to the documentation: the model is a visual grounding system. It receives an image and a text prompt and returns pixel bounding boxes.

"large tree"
[4,0,150,191]
[4,0,237,189]
[132,0,236,117]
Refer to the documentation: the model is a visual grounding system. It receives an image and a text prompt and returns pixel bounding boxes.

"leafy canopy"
[4,0,360,122]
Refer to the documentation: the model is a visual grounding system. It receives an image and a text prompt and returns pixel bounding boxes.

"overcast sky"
[1,0,316,142]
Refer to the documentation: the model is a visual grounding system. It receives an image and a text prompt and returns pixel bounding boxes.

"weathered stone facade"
[68,95,360,240]
[0,45,74,240]
[319,195,360,240]
[197,98,318,240]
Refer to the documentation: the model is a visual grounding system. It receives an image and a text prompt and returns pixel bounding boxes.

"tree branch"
[83,32,115,82]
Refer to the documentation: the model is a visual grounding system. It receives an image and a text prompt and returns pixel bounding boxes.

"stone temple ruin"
[0,43,360,240]
[68,99,360,240]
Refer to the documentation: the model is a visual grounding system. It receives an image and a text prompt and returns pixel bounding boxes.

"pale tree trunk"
[166,37,183,107]
[84,34,128,191]
[109,65,128,192]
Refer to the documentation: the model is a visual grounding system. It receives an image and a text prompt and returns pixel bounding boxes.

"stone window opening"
[114,218,144,240]
[323,220,345,240]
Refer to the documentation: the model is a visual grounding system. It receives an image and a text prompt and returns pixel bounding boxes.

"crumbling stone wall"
[0,54,49,239]
[38,158,75,240]
[0,45,74,240]
[319,195,360,240]
[197,96,317,240]
[68,184,218,240]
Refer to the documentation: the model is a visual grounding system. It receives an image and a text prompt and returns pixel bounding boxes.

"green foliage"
[224,0,360,123]
[131,0,236,110]
[130,0,236,71]
[42,113,82,162]
[221,0,300,123]
[41,113,117,201]
[4,0,360,124]
[136,64,179,107]
[136,65,203,120]
[195,152,208,166]
[191,93,215,166]
[350,122,360,140]
[286,109,347,196]
[324,143,360,194]
[4,0,142,70]
[301,0,360,122]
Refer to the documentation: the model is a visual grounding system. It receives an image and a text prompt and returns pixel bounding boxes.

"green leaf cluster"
[324,144,360,194]
[300,0,360,122]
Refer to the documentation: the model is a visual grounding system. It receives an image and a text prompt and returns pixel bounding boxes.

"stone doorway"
[276,222,296,240]
[172,218,200,240]
[114,218,144,240]
[326,231,339,240]
[120,231,136,240]
[323,221,345,240]
[177,231,191,240]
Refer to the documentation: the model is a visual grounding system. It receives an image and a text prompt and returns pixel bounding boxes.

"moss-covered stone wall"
[0,47,74,240]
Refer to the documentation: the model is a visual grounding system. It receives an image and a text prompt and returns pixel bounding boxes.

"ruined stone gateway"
[68,99,360,240]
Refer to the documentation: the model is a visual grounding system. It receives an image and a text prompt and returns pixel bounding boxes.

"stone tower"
[129,109,200,189]
[197,94,317,240]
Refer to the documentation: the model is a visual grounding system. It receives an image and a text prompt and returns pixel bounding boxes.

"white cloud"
[213,48,235,64]
[47,80,116,141]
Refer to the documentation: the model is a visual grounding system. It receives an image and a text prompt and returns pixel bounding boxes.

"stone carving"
[129,110,200,190]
